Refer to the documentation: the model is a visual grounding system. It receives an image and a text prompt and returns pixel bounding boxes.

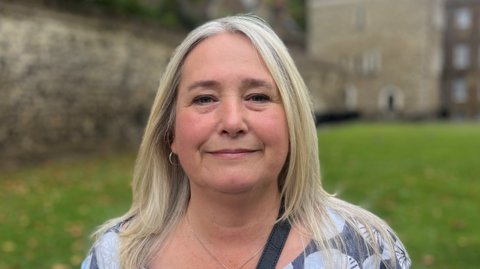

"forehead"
[187,32,257,59]
[180,33,273,82]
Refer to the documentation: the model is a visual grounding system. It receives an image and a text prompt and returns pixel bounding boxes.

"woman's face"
[171,33,289,195]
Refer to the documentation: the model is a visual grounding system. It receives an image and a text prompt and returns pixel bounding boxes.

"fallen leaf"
[457,237,468,247]
[70,255,83,266]
[2,241,15,252]
[52,264,71,269]
[68,225,84,237]
[422,255,435,266]
[28,237,38,248]
[451,219,466,230]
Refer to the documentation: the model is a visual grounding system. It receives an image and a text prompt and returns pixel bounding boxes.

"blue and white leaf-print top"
[82,210,411,269]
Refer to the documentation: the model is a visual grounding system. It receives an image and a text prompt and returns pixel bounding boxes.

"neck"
[187,184,281,247]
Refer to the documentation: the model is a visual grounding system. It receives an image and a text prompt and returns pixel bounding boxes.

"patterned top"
[81,210,411,269]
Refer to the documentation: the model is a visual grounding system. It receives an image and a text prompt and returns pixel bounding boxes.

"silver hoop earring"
[169,151,180,165]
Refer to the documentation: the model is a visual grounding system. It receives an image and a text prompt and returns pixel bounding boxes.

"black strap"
[255,206,291,269]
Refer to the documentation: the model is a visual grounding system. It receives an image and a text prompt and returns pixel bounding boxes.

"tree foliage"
[64,0,189,28]
[62,0,306,30]
[288,0,306,30]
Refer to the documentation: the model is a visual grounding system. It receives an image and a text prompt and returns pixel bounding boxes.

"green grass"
[0,155,135,269]
[0,123,479,268]
[318,123,480,269]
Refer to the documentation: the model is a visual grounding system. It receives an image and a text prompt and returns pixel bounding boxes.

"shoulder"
[287,208,411,269]
[345,214,411,269]
[81,221,125,269]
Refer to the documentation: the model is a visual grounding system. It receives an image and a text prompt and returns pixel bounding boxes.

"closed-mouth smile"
[207,149,258,158]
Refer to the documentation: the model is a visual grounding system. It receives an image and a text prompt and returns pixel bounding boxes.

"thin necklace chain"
[186,214,266,269]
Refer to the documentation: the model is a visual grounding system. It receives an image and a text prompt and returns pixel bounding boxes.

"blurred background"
[0,0,479,268]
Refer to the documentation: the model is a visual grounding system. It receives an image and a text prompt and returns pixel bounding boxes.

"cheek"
[173,113,210,152]
[260,112,289,151]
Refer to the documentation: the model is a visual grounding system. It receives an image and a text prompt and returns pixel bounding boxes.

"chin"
[211,180,257,194]
[209,175,277,195]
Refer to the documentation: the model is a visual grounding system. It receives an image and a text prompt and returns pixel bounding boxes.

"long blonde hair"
[95,14,405,269]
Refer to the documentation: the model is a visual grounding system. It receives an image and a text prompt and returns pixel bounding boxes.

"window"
[353,51,381,75]
[433,3,445,30]
[453,44,470,69]
[455,8,472,29]
[364,51,381,74]
[354,7,366,30]
[344,84,357,111]
[432,47,443,74]
[452,78,468,103]
[354,55,364,74]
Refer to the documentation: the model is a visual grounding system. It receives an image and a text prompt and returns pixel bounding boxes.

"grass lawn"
[318,123,480,269]
[0,123,479,268]
[0,155,135,269]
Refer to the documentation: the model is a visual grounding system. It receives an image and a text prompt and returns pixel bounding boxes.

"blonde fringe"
[92,15,406,269]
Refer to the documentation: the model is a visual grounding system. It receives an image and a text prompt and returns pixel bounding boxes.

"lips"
[207,149,258,158]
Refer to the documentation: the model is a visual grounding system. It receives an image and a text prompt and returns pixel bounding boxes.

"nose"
[219,98,248,137]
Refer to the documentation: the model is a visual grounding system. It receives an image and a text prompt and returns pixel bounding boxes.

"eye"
[248,94,270,103]
[193,96,215,104]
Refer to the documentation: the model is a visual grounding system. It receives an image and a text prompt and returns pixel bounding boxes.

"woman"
[82,15,410,269]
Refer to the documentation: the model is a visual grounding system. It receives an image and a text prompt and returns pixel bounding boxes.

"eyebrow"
[241,78,273,90]
[187,80,221,91]
[186,78,274,91]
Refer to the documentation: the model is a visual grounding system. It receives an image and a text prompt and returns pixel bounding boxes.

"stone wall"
[0,2,344,169]
[290,49,349,114]
[0,2,183,169]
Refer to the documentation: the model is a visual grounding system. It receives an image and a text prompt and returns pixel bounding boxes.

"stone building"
[443,0,480,120]
[307,0,445,119]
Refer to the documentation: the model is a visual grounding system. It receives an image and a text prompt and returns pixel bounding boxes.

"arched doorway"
[378,86,404,116]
